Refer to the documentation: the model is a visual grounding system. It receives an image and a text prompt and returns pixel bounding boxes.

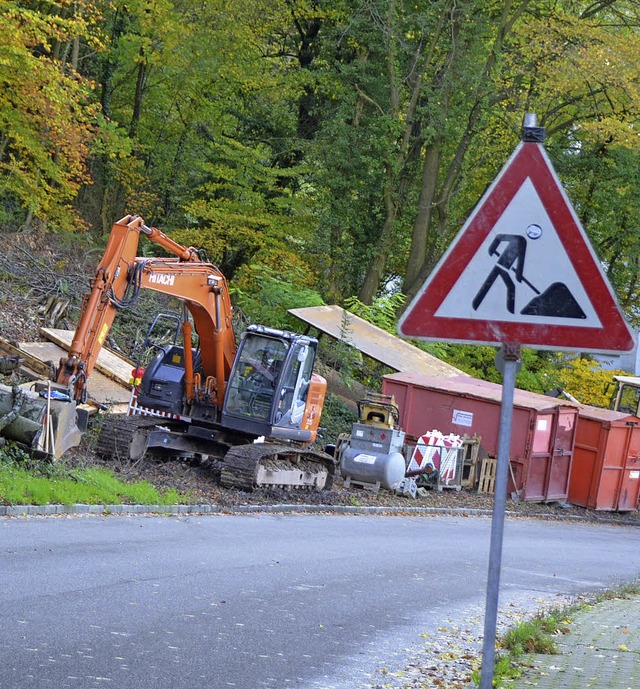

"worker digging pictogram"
[471,229,586,319]
[434,180,600,327]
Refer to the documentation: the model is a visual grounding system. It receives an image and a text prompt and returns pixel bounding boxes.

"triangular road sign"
[398,142,634,353]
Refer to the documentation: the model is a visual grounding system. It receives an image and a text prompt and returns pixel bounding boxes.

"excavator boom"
[55,215,235,407]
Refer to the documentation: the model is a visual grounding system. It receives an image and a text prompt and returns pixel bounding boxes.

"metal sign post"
[479,343,520,689]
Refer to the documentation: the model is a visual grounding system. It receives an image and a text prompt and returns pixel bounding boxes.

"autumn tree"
[402,0,640,307]
[0,0,106,229]
[299,0,640,313]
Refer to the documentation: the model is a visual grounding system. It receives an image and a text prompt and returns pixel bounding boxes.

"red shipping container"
[382,373,579,502]
[569,406,640,511]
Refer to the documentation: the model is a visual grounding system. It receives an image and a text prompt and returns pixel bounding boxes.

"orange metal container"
[382,373,579,502]
[569,406,640,511]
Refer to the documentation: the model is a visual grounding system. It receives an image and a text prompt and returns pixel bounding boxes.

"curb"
[1,503,639,524]
[0,503,493,517]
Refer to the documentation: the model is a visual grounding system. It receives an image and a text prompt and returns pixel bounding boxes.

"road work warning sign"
[398,142,634,353]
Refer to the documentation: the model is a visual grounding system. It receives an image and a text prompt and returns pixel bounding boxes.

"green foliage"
[343,294,406,333]
[422,344,557,393]
[501,617,559,657]
[0,0,105,228]
[417,344,627,408]
[315,392,358,449]
[4,0,640,340]
[229,264,325,331]
[0,441,30,464]
[472,613,561,687]
[548,357,629,408]
[554,144,640,326]
[317,307,365,383]
[0,444,185,506]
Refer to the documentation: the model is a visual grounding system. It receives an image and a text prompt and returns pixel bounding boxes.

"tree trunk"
[405,142,441,289]
[95,6,127,235]
[401,0,524,308]
[358,213,395,304]
[71,36,80,71]
[357,190,400,305]
[130,50,148,137]
[355,1,453,303]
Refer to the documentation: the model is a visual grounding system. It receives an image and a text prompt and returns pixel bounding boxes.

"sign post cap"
[521,113,546,143]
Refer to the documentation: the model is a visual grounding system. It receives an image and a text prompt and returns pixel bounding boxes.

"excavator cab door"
[273,343,314,430]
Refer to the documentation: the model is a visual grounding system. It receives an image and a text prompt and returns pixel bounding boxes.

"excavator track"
[95,414,159,461]
[219,442,336,492]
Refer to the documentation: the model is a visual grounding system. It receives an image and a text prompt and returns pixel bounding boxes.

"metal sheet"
[289,305,465,378]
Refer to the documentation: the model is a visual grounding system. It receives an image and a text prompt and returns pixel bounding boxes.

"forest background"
[2,0,640,407]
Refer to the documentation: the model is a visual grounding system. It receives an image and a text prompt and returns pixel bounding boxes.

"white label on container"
[537,419,548,431]
[355,430,364,437]
[452,410,473,427]
[354,453,376,464]
[630,470,640,479]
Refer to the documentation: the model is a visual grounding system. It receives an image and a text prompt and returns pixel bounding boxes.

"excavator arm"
[56,215,236,407]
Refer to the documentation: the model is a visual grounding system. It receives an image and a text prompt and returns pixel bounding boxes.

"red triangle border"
[399,143,634,353]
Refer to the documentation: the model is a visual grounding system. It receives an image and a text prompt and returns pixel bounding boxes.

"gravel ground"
[67,445,640,524]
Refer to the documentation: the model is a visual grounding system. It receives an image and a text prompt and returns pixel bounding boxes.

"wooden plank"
[19,341,131,405]
[461,434,482,490]
[0,336,52,377]
[39,327,133,387]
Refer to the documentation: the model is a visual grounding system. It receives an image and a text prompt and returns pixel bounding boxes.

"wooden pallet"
[478,457,497,494]
[477,457,519,496]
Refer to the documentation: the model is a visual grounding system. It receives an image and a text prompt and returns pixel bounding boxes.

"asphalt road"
[1,513,639,689]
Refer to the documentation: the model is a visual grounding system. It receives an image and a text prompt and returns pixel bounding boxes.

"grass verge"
[0,443,188,506]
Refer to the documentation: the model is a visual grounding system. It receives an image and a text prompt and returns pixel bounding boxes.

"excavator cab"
[222,325,324,442]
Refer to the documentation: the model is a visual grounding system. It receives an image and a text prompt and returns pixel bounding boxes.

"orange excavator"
[49,214,335,491]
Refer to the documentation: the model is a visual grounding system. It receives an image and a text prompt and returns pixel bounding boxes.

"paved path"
[511,594,640,689]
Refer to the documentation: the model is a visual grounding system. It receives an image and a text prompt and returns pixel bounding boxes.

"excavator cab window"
[614,382,640,416]
[274,343,314,429]
[133,313,182,366]
[225,336,288,421]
